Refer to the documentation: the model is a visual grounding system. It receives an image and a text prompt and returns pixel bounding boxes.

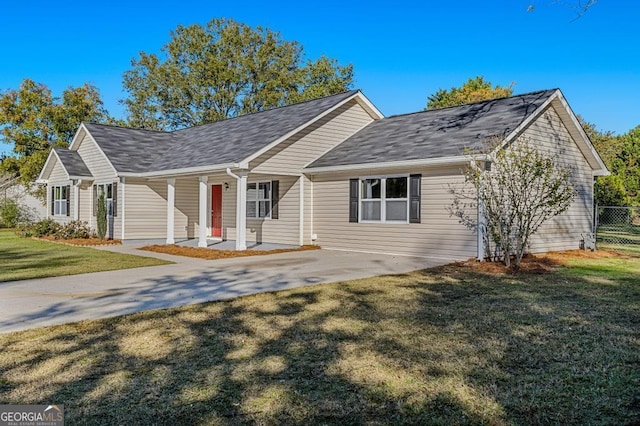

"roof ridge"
[83,121,170,134]
[172,89,359,134]
[384,88,558,120]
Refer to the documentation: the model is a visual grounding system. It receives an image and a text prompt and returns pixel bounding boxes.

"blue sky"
[1,0,638,156]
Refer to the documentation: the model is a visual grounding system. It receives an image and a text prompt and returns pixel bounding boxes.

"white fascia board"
[119,162,242,179]
[37,149,60,181]
[303,155,479,174]
[68,175,94,180]
[499,90,558,151]
[499,89,609,175]
[71,123,119,176]
[354,91,384,119]
[241,92,376,166]
[551,92,609,174]
[68,123,88,151]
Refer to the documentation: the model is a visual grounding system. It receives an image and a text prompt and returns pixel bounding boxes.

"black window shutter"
[93,185,97,217]
[113,182,118,217]
[51,186,55,216]
[66,185,70,217]
[349,178,359,223]
[271,180,279,219]
[409,174,421,223]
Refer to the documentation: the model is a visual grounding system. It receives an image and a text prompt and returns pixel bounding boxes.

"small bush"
[17,219,96,240]
[0,198,33,228]
[31,218,62,237]
[58,221,94,239]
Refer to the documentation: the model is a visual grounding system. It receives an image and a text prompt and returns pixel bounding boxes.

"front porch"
[126,171,311,250]
[176,239,299,251]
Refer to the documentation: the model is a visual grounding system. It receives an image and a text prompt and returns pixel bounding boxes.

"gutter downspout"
[471,161,486,262]
[226,168,247,251]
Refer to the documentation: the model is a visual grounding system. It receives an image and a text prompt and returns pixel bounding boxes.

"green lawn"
[0,229,171,282]
[0,252,638,424]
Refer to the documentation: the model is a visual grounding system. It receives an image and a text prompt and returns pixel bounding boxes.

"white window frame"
[358,174,410,224]
[96,183,114,217]
[53,185,68,216]
[247,181,272,219]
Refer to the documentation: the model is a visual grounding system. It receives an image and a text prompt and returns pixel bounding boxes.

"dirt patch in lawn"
[36,236,122,246]
[452,249,628,275]
[140,244,320,260]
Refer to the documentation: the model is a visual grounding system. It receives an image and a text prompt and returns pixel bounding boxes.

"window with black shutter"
[409,174,421,223]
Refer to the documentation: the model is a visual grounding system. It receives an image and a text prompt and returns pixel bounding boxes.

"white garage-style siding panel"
[251,100,375,174]
[517,105,594,253]
[311,166,477,261]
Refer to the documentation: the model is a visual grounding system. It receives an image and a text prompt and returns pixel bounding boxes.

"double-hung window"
[247,181,271,219]
[53,185,68,216]
[93,183,117,217]
[360,176,409,223]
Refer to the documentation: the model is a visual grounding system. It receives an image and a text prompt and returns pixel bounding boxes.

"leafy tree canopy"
[581,117,639,206]
[122,18,354,130]
[0,78,108,191]
[426,76,514,110]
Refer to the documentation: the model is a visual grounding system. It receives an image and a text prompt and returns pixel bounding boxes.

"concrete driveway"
[0,248,446,334]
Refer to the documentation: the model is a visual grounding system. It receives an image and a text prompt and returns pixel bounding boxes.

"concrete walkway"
[0,247,446,334]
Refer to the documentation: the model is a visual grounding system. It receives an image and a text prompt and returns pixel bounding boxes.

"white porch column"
[476,162,485,262]
[46,184,51,219]
[299,176,304,246]
[73,181,80,221]
[235,172,248,251]
[198,176,208,247]
[166,178,176,244]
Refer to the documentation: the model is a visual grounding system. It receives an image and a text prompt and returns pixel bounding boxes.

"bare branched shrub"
[449,137,576,268]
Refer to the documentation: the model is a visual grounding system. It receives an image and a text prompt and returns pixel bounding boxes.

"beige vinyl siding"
[74,133,121,237]
[251,100,375,174]
[174,178,199,239]
[311,166,477,260]
[517,105,594,253]
[47,159,74,225]
[124,178,168,240]
[78,183,92,224]
[222,175,301,245]
[75,134,116,179]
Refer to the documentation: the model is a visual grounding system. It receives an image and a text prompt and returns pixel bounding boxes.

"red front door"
[211,184,222,238]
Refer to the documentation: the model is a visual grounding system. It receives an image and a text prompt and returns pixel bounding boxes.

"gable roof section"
[306,90,557,170]
[81,124,174,174]
[54,147,93,178]
[82,90,369,176]
[37,147,93,182]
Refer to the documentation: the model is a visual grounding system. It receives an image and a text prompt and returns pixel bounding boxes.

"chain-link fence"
[596,206,640,251]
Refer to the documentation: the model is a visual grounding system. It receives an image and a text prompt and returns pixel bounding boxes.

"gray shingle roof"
[82,124,174,174]
[307,89,557,169]
[83,90,359,174]
[53,147,92,177]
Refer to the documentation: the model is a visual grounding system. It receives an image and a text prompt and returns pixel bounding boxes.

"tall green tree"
[122,18,354,130]
[580,117,639,206]
[613,125,640,204]
[426,76,514,110]
[0,79,108,192]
